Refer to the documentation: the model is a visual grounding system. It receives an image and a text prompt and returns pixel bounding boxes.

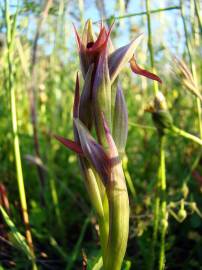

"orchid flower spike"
[55,19,162,270]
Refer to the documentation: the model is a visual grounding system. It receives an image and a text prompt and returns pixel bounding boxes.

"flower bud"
[189,202,197,212]
[181,183,189,199]
[93,47,112,149]
[79,64,94,129]
[161,218,168,230]
[56,20,163,270]
[112,83,128,156]
[177,200,187,222]
[152,91,173,134]
[177,209,187,222]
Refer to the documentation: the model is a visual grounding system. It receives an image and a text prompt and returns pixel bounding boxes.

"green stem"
[171,126,202,146]
[122,155,136,197]
[145,0,158,94]
[180,0,202,199]
[129,121,156,130]
[149,196,160,270]
[49,173,64,232]
[5,1,37,268]
[100,6,180,22]
[103,164,129,270]
[196,93,202,138]
[145,1,162,269]
[145,0,154,70]
[183,149,202,184]
[180,0,202,139]
[66,215,90,270]
[159,136,167,270]
[194,0,202,34]
[180,0,193,66]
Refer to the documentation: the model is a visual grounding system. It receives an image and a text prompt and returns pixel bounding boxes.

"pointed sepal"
[54,135,83,155]
[73,72,80,118]
[112,83,128,156]
[79,64,94,129]
[108,34,143,84]
[74,118,111,185]
[93,46,112,147]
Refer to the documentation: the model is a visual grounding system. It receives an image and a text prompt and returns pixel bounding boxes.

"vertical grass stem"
[5,1,37,268]
[158,136,167,270]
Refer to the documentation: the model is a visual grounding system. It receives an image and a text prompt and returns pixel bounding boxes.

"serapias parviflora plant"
[55,20,161,270]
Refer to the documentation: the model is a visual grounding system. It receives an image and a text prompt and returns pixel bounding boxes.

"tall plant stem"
[180,0,202,140]
[180,0,202,139]
[158,136,167,270]
[194,0,202,34]
[196,98,202,138]
[145,0,158,95]
[145,0,154,70]
[180,0,202,198]
[5,0,37,268]
[45,0,65,239]
[149,191,160,269]
[28,0,53,206]
[145,1,163,269]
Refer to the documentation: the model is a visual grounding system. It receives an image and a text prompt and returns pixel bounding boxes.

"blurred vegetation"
[0,0,202,269]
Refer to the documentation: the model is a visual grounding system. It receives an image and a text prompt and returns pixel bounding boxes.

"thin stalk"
[49,172,64,232]
[5,0,37,268]
[196,97,202,138]
[158,136,167,270]
[194,0,202,34]
[129,121,156,130]
[180,0,202,201]
[145,0,154,70]
[29,0,53,206]
[180,0,202,139]
[180,0,193,65]
[149,195,160,270]
[122,155,136,197]
[149,136,166,270]
[145,0,158,94]
[145,1,163,269]
[45,0,65,240]
[171,126,202,146]
[97,6,180,22]
[66,215,91,270]
[183,149,202,184]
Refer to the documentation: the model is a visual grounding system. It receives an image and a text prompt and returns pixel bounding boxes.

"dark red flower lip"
[130,56,162,83]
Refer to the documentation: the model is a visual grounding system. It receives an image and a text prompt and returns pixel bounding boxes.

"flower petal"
[130,57,162,83]
[54,135,83,155]
[73,72,80,118]
[92,45,112,147]
[73,24,89,77]
[112,83,128,156]
[82,19,96,47]
[73,23,82,50]
[79,64,94,129]
[101,113,119,159]
[108,34,143,83]
[74,118,111,185]
[87,24,113,54]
